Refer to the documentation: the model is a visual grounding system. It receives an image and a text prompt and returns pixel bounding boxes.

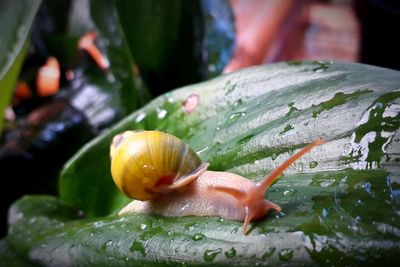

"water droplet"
[183,94,200,113]
[135,112,146,123]
[180,204,190,212]
[197,147,209,155]
[192,233,206,241]
[362,182,372,193]
[309,161,318,169]
[233,99,242,107]
[322,208,328,219]
[271,153,278,160]
[230,227,239,234]
[278,248,293,261]
[224,247,236,258]
[156,108,167,119]
[184,222,196,230]
[227,112,246,123]
[94,221,106,228]
[204,248,222,262]
[320,178,336,187]
[283,187,297,196]
[102,240,113,250]
[218,217,225,222]
[180,262,188,267]
[262,247,276,259]
[312,61,330,73]
[167,230,175,236]
[130,239,146,257]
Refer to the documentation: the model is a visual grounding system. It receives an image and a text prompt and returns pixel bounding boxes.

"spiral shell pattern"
[110,131,205,200]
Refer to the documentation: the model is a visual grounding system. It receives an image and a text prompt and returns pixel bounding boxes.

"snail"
[110,130,324,234]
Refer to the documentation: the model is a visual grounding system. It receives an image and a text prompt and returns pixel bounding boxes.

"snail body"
[110,130,324,234]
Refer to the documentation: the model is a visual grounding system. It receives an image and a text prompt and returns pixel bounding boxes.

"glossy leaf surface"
[5,62,400,266]
[0,0,42,136]
[115,0,235,95]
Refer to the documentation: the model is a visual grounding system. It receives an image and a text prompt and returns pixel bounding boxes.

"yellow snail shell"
[110,130,208,200]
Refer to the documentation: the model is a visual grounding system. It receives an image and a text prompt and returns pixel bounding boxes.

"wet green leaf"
[0,239,32,267]
[5,62,400,266]
[6,169,400,266]
[60,62,400,217]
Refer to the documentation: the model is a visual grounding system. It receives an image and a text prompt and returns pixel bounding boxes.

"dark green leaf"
[60,61,400,217]
[0,0,42,136]
[0,239,34,267]
[6,62,400,266]
[200,0,236,78]
[115,0,235,95]
[6,168,400,266]
[58,0,151,131]
[30,0,75,64]
[90,0,150,112]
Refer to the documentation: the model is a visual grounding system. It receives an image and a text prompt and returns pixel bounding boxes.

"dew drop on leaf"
[204,248,222,262]
[322,208,328,219]
[262,247,276,260]
[279,248,293,261]
[233,98,242,107]
[227,112,246,123]
[192,233,206,241]
[101,240,113,251]
[309,161,318,169]
[283,187,297,196]
[224,247,236,258]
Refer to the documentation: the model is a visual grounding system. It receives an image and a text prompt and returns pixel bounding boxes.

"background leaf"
[0,0,42,137]
[115,0,235,96]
